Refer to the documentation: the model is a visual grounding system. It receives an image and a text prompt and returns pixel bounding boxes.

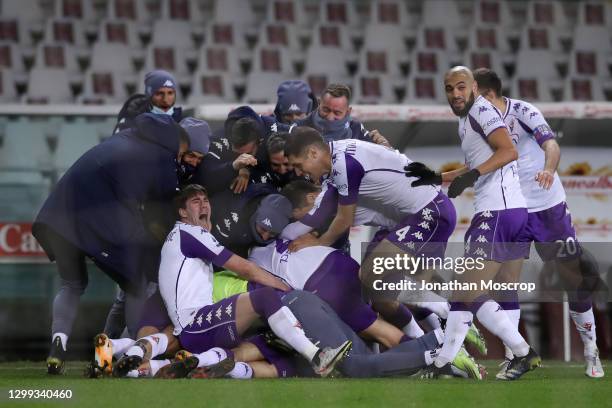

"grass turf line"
[0,361,609,408]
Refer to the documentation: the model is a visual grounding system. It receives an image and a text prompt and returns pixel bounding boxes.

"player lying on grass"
[157,290,485,380]
[110,184,350,378]
[405,66,541,381]
[473,67,605,379]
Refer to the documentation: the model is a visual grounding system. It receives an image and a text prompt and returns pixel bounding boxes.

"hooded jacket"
[33,113,182,291]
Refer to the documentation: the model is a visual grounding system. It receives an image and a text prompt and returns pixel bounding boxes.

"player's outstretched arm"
[536,139,561,190]
[223,255,290,291]
[316,203,356,247]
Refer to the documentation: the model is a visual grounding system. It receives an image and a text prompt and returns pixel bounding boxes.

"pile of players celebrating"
[34,67,605,381]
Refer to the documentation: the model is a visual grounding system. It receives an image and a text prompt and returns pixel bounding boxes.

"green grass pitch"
[0,361,609,408]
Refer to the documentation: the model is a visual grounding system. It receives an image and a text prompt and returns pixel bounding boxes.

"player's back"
[458,95,525,212]
[328,139,439,221]
[503,97,565,212]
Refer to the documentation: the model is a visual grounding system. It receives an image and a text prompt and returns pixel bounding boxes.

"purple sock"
[497,289,519,311]
[249,287,282,318]
[412,306,433,321]
[569,300,592,313]
[399,334,411,343]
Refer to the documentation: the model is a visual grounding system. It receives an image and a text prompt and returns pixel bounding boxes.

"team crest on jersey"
[422,213,434,222]
[260,175,268,183]
[262,218,272,228]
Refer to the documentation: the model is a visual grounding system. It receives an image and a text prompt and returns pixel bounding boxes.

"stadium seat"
[518,25,563,53]
[472,0,515,27]
[404,74,446,104]
[89,42,137,76]
[244,72,291,103]
[0,42,25,72]
[563,77,606,101]
[43,18,87,47]
[510,77,555,102]
[0,18,35,46]
[421,0,463,28]
[159,0,204,22]
[462,50,507,79]
[0,69,18,103]
[197,46,242,76]
[143,45,192,83]
[576,1,612,27]
[515,49,562,80]
[573,25,612,53]
[212,0,257,26]
[150,19,196,48]
[250,45,295,76]
[368,0,413,26]
[304,47,351,78]
[352,74,396,104]
[309,23,355,53]
[33,43,80,74]
[414,26,461,54]
[466,26,512,54]
[410,50,451,76]
[187,71,236,105]
[0,0,45,24]
[567,50,610,79]
[317,0,360,26]
[54,120,102,172]
[525,0,570,28]
[362,24,408,53]
[202,23,249,51]
[96,19,142,48]
[356,48,403,79]
[0,119,53,177]
[25,68,74,103]
[79,70,128,104]
[265,0,308,26]
[106,0,156,23]
[256,23,301,51]
[54,0,97,23]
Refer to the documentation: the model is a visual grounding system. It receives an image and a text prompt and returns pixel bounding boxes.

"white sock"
[52,333,68,351]
[424,349,440,366]
[476,301,529,357]
[434,310,472,367]
[110,338,136,358]
[267,306,319,361]
[141,333,169,358]
[502,308,521,360]
[125,344,145,358]
[149,359,171,376]
[227,362,253,379]
[570,308,597,356]
[433,328,444,345]
[196,348,229,367]
[412,301,449,319]
[423,313,442,330]
[403,318,424,339]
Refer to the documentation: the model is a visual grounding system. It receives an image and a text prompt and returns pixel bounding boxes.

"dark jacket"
[210,183,277,258]
[33,113,182,291]
[193,106,275,194]
[113,94,183,133]
[296,112,372,142]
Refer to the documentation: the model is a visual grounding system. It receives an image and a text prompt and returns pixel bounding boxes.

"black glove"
[448,169,480,198]
[404,162,442,187]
